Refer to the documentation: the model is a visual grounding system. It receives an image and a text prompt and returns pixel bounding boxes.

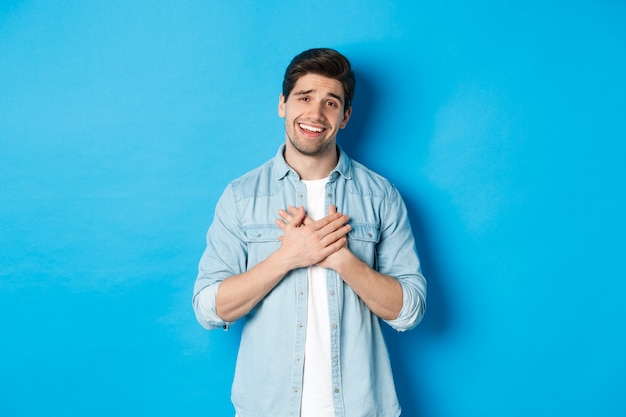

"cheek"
[332,113,347,127]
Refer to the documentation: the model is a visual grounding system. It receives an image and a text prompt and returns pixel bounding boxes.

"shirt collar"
[273,144,352,181]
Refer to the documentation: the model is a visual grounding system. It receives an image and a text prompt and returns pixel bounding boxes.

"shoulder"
[348,159,399,199]
[224,158,277,202]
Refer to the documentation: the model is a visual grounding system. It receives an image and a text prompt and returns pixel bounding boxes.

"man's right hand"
[275,205,351,270]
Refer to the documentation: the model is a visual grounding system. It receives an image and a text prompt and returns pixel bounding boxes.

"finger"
[278,206,305,224]
[310,212,344,232]
[287,205,314,226]
[316,213,350,235]
[319,236,348,259]
[276,219,286,230]
[319,223,352,246]
[277,209,292,223]
[289,206,306,227]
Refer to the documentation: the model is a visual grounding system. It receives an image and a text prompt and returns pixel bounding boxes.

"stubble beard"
[286,125,334,157]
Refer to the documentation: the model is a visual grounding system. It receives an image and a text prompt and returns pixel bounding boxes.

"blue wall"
[1,1,625,416]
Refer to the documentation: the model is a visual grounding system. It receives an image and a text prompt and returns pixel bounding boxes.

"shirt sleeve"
[192,184,245,331]
[377,185,427,332]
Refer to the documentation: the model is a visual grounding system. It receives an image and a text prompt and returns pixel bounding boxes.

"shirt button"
[334,388,340,394]
[298,323,303,329]
[329,290,335,296]
[327,193,333,198]
[331,323,337,329]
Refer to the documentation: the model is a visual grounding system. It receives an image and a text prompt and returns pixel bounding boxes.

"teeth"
[299,123,324,133]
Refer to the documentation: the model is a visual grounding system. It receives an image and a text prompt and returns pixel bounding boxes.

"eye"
[299,96,310,102]
[326,100,338,107]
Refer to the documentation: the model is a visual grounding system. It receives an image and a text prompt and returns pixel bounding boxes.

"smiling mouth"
[299,123,326,133]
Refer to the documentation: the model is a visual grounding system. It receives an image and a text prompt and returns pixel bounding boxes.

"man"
[193,48,426,417]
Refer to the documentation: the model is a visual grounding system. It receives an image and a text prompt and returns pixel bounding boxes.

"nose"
[307,101,325,120]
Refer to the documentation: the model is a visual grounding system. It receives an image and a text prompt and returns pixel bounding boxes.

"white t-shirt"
[300,177,335,417]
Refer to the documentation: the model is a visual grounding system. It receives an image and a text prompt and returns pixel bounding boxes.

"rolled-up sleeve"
[192,185,245,331]
[378,186,427,332]
[193,281,232,330]
[385,272,427,331]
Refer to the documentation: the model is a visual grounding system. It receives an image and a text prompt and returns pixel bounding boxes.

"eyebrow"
[293,89,344,105]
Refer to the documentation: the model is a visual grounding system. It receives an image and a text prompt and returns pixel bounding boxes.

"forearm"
[331,250,403,321]
[215,250,293,322]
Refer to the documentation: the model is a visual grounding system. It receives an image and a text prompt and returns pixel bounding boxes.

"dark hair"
[282,48,356,109]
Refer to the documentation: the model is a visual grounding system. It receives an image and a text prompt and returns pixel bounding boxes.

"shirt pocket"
[347,223,380,267]
[243,224,282,268]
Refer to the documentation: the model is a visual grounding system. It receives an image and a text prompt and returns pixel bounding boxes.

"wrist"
[268,246,300,275]
[329,247,359,277]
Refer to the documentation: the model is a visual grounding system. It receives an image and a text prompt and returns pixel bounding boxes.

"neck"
[284,143,338,180]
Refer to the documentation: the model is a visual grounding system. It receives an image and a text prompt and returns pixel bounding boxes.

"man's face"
[278,73,352,158]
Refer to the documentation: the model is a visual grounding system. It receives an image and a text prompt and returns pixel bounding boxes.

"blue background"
[1,1,625,416]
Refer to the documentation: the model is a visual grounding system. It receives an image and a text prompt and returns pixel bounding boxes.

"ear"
[278,94,286,118]
[340,106,352,129]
